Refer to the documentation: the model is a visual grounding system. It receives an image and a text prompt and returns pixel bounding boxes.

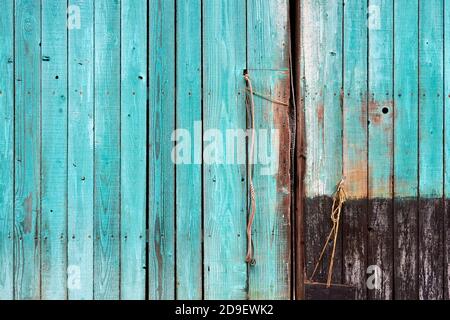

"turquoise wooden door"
[0,0,292,300]
[300,0,450,300]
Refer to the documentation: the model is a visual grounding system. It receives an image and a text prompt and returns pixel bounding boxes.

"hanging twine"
[245,88,289,107]
[243,72,257,265]
[243,71,290,265]
[309,177,347,287]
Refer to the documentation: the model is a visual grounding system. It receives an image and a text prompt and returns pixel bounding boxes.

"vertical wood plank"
[367,0,394,300]
[149,0,175,300]
[68,0,94,300]
[175,0,202,300]
[418,0,444,300]
[445,0,450,301]
[120,0,147,300]
[246,0,291,300]
[203,0,247,300]
[41,0,68,300]
[393,0,419,300]
[342,0,368,300]
[94,0,121,299]
[302,0,343,285]
[0,0,14,300]
[293,0,305,299]
[14,0,41,300]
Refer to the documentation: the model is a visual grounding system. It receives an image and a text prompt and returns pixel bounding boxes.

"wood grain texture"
[393,0,419,300]
[202,0,247,300]
[41,0,68,300]
[94,0,121,300]
[14,0,41,300]
[419,199,444,299]
[394,199,418,299]
[67,0,94,300]
[445,0,450,301]
[175,0,202,300]
[149,0,175,300]
[246,70,291,299]
[5,0,450,301]
[342,0,368,300]
[342,200,367,299]
[120,0,147,300]
[293,0,305,300]
[304,197,342,284]
[419,0,444,199]
[367,199,393,299]
[0,0,14,300]
[367,0,394,300]
[302,0,343,198]
[446,200,450,300]
[418,0,444,300]
[247,0,291,300]
[302,0,343,289]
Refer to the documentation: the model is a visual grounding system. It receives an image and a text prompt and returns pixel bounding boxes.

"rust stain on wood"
[317,103,324,124]
[369,99,394,126]
[274,73,291,198]
[273,72,292,288]
[342,156,367,199]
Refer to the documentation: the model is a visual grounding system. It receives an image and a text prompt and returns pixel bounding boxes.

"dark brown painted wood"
[445,199,450,300]
[304,197,343,287]
[367,199,394,300]
[394,198,419,300]
[343,200,368,300]
[419,199,444,300]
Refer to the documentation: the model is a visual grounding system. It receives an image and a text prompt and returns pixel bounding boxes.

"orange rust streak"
[343,157,367,200]
[317,103,324,123]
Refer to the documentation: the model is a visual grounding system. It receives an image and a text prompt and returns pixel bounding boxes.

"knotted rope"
[243,72,257,265]
[309,177,347,287]
[244,71,289,265]
[245,88,289,107]
[243,71,290,265]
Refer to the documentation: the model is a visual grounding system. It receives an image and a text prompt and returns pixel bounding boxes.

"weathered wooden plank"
[418,0,444,300]
[67,0,94,300]
[302,0,343,197]
[0,0,14,300]
[446,199,450,300]
[247,0,289,70]
[175,0,202,300]
[342,0,368,300]
[302,0,343,287]
[120,0,147,300]
[14,0,41,300]
[393,0,419,300]
[394,199,418,300]
[367,0,394,300]
[203,0,247,300]
[419,199,444,299]
[445,0,450,301]
[246,70,291,299]
[293,0,305,300]
[94,0,121,299]
[149,0,175,300]
[246,0,291,300]
[41,0,68,300]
